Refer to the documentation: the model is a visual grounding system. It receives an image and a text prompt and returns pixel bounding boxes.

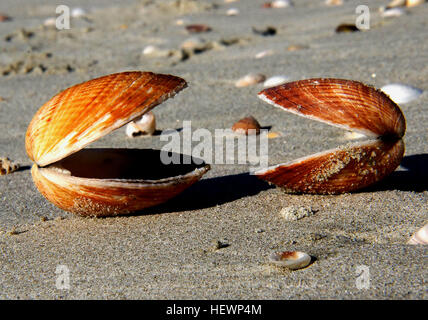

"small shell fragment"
[71,7,86,18]
[185,24,212,33]
[0,13,12,22]
[387,0,406,7]
[408,223,428,245]
[0,157,20,175]
[405,0,426,7]
[263,76,289,88]
[226,8,240,16]
[43,17,56,27]
[269,251,311,270]
[255,50,274,59]
[232,116,261,135]
[265,0,292,8]
[126,111,156,137]
[235,73,266,87]
[380,83,423,104]
[381,7,406,17]
[325,0,343,5]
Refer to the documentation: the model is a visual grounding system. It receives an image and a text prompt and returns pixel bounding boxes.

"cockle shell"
[256,78,406,194]
[269,251,311,270]
[408,223,428,245]
[25,72,210,216]
[380,83,423,104]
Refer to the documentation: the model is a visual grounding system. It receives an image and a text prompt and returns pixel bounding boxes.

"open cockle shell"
[256,78,406,194]
[25,71,210,216]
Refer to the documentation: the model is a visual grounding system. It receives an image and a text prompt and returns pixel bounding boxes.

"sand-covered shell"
[269,251,311,270]
[380,83,423,104]
[25,71,210,216]
[256,78,406,194]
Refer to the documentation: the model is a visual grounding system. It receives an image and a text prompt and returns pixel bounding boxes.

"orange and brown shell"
[25,71,210,216]
[256,78,406,194]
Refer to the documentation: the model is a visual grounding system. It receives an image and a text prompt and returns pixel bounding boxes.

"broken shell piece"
[406,0,426,7]
[226,8,240,16]
[0,13,12,22]
[25,72,210,216]
[268,0,292,8]
[325,0,343,5]
[256,78,406,194]
[387,0,406,7]
[255,50,274,59]
[126,111,156,137]
[43,17,56,27]
[185,24,211,33]
[232,116,261,135]
[263,76,289,88]
[235,73,266,87]
[287,44,308,51]
[381,7,406,17]
[71,7,86,18]
[0,157,20,175]
[408,223,428,245]
[269,251,311,270]
[380,83,423,104]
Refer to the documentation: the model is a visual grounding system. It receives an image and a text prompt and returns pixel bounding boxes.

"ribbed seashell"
[380,83,423,104]
[0,157,20,175]
[235,73,266,87]
[263,76,289,88]
[126,111,156,137]
[25,72,210,216]
[408,223,428,245]
[269,251,311,270]
[256,78,406,194]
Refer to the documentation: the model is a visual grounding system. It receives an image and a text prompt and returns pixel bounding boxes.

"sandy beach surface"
[0,0,427,299]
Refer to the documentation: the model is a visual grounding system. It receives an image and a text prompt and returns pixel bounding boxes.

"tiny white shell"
[382,7,406,17]
[325,0,343,5]
[235,73,266,87]
[408,223,428,245]
[269,251,311,270]
[126,111,156,137]
[226,8,240,16]
[406,0,425,7]
[255,50,274,59]
[142,45,157,55]
[71,7,86,18]
[380,83,423,104]
[387,0,406,7]
[272,0,292,8]
[43,17,56,27]
[263,76,289,88]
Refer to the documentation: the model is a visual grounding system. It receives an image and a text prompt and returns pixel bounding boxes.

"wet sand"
[0,0,427,299]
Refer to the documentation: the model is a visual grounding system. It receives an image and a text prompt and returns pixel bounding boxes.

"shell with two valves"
[25,71,210,217]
